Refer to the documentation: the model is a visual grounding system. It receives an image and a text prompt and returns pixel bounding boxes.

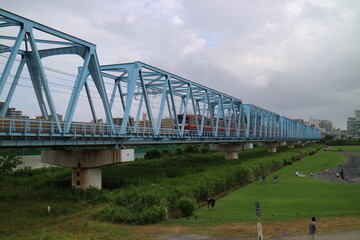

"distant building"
[113,117,135,127]
[0,102,29,119]
[319,120,333,134]
[137,113,150,132]
[347,110,360,137]
[36,114,63,121]
[308,117,334,135]
[308,117,320,129]
[161,117,175,129]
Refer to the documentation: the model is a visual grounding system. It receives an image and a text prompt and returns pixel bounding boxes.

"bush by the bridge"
[176,197,196,217]
[0,150,23,176]
[144,148,161,160]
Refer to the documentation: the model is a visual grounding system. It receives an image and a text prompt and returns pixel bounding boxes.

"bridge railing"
[0,117,320,141]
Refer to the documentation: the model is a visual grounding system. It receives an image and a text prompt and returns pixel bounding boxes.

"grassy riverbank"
[1,145,360,239]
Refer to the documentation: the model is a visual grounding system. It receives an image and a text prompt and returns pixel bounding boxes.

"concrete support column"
[259,142,280,153]
[72,168,101,189]
[225,151,239,160]
[287,141,295,149]
[243,142,253,150]
[210,143,244,159]
[268,147,277,153]
[41,149,134,189]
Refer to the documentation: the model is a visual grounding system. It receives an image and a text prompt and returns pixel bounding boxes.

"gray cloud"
[1,0,359,129]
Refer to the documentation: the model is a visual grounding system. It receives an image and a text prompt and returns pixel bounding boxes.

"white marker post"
[255,202,264,240]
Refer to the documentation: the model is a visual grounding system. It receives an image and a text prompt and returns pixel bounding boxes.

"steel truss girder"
[0,9,114,134]
[0,9,321,145]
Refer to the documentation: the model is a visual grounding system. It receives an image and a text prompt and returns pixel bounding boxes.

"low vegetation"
[1,144,321,226]
[2,144,360,239]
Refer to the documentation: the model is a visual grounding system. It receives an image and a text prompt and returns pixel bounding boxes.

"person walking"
[309,217,321,239]
[207,198,216,210]
[339,169,345,181]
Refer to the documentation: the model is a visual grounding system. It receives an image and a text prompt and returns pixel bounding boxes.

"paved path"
[312,151,360,184]
[270,230,360,240]
[159,230,360,240]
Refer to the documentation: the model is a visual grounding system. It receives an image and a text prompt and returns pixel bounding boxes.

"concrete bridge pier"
[287,141,295,149]
[210,143,247,159]
[41,149,134,189]
[258,142,281,153]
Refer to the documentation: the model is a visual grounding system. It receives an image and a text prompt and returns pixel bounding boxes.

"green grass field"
[170,149,360,226]
[1,146,360,239]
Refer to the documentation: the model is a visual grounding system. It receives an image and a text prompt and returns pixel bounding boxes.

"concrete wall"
[41,149,134,168]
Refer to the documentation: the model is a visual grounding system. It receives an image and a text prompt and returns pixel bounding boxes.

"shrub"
[200,146,210,154]
[184,145,199,154]
[0,151,22,175]
[144,148,161,160]
[176,197,196,217]
[161,149,171,156]
[174,148,183,155]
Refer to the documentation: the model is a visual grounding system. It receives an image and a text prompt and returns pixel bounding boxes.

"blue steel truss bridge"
[0,9,321,149]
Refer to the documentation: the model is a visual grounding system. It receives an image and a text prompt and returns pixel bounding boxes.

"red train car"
[176,114,240,132]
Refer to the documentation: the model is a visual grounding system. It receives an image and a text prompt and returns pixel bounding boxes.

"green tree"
[0,151,22,175]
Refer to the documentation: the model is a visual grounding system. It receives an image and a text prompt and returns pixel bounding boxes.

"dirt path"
[313,151,360,184]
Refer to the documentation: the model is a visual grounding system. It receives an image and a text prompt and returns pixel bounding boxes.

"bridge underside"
[0,135,317,148]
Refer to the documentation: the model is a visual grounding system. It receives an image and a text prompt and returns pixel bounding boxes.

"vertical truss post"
[64,51,91,132]
[120,64,139,134]
[109,79,119,109]
[199,91,208,136]
[87,52,114,130]
[258,110,263,138]
[236,103,242,137]
[166,95,174,130]
[207,94,215,135]
[168,78,180,135]
[139,69,155,134]
[252,107,257,138]
[134,94,144,133]
[84,81,97,123]
[189,84,200,136]
[226,99,234,137]
[155,75,169,136]
[244,105,251,138]
[214,96,222,137]
[180,85,191,136]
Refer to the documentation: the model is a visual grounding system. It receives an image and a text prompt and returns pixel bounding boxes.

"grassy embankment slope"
[166,147,360,238]
[1,146,360,239]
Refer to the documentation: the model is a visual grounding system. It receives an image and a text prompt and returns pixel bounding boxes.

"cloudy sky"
[1,0,360,129]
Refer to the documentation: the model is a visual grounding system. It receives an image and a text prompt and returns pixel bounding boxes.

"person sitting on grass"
[207,198,216,210]
[273,176,279,183]
[295,170,305,177]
